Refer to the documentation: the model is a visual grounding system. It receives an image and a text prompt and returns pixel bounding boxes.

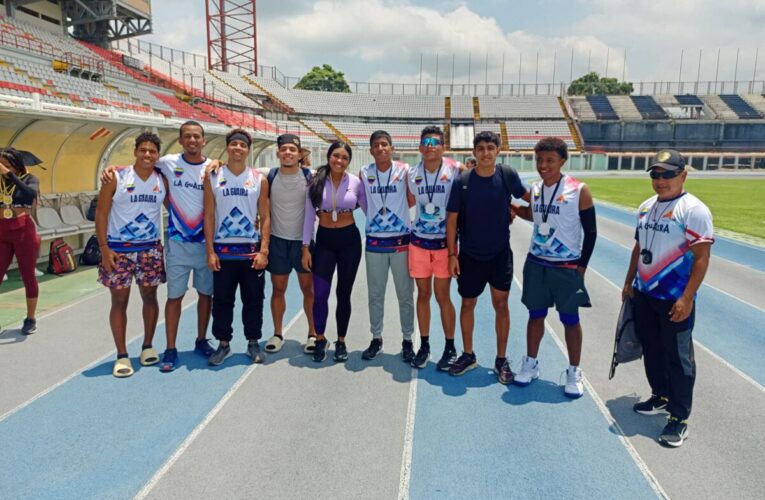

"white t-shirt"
[633,192,714,300]
[210,166,262,244]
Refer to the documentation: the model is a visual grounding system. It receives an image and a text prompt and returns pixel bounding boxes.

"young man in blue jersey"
[102,121,216,372]
[359,131,415,361]
[512,138,597,398]
[446,131,528,384]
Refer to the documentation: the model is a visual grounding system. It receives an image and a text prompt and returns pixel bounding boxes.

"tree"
[294,64,351,92]
[567,72,633,96]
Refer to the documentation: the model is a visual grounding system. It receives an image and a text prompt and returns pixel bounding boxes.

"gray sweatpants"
[365,250,414,340]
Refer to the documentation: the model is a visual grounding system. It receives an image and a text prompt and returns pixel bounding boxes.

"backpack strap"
[300,167,312,181]
[458,169,472,233]
[267,167,279,190]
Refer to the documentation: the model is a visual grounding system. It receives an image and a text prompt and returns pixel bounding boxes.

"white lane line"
[134,311,305,500]
[0,299,197,424]
[397,330,420,500]
[588,267,765,395]
[512,276,668,500]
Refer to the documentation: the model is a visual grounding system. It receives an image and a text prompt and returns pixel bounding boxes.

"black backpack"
[79,235,101,266]
[85,196,98,221]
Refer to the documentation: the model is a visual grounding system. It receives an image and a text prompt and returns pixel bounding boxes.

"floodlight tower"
[206,1,258,75]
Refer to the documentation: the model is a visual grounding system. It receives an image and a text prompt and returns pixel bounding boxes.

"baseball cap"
[277,134,301,149]
[648,149,686,171]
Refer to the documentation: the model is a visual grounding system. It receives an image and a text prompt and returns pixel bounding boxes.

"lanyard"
[422,162,442,205]
[375,164,393,210]
[642,199,668,255]
[329,173,344,212]
[539,175,563,223]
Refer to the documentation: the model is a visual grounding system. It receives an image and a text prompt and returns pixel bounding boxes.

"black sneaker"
[21,318,37,335]
[401,340,415,363]
[208,343,231,366]
[633,395,669,415]
[312,338,329,362]
[449,352,477,376]
[247,340,265,364]
[411,345,430,369]
[333,341,348,362]
[436,346,457,371]
[658,416,689,447]
[362,338,383,360]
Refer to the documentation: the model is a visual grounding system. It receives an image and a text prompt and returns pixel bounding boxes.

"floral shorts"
[98,245,166,289]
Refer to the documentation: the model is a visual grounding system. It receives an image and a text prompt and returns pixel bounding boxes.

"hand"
[621,282,634,301]
[207,252,220,271]
[99,165,118,185]
[0,162,10,176]
[206,160,222,176]
[669,295,693,323]
[100,248,118,273]
[448,255,460,277]
[252,252,268,270]
[301,248,312,272]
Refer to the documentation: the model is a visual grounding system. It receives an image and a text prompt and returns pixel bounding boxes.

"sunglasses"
[649,169,682,180]
[421,137,443,147]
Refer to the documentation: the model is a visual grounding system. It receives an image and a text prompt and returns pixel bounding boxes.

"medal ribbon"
[422,161,442,206]
[375,165,393,212]
[539,175,563,224]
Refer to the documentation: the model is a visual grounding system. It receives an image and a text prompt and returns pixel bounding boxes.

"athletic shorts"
[521,259,591,314]
[456,247,513,298]
[166,239,213,298]
[98,245,166,289]
[408,244,450,279]
[267,235,308,275]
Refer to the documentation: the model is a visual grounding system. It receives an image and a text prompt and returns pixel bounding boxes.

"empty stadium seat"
[36,207,78,237]
[719,95,763,119]
[585,95,619,120]
[630,96,669,120]
[60,205,95,232]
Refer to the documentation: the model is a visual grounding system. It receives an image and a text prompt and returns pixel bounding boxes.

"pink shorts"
[408,244,450,279]
[98,245,166,289]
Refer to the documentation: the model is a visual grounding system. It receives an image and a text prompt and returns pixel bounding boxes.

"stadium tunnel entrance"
[0,111,274,194]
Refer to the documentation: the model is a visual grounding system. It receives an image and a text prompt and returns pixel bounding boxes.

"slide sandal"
[140,347,159,366]
[113,358,134,378]
[264,335,284,353]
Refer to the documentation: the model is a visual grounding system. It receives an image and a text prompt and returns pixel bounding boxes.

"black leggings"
[212,259,266,342]
[312,224,362,338]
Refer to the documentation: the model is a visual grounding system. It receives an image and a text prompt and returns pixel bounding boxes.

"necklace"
[1,174,24,218]
[329,173,344,222]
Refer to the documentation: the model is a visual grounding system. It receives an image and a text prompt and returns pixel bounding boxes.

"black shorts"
[521,259,591,314]
[267,235,308,275]
[457,247,513,298]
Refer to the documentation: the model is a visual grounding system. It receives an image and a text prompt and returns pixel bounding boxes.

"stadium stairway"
[322,119,354,146]
[498,121,510,151]
[558,97,584,151]
[444,96,451,120]
[296,119,330,143]
[607,95,642,120]
[472,96,481,121]
[700,95,739,120]
[741,93,765,116]
[444,122,450,149]
[242,75,295,114]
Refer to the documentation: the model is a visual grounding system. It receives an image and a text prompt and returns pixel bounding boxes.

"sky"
[141,0,765,87]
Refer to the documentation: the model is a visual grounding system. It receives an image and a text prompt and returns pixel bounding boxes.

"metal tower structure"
[206,1,258,75]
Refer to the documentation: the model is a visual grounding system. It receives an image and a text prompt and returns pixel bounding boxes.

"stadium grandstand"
[0,0,765,498]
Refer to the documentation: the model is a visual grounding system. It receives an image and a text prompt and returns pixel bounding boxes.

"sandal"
[113,357,134,378]
[304,336,317,354]
[264,335,285,353]
[140,347,159,366]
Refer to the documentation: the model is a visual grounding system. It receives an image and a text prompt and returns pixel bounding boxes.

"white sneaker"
[564,366,584,399]
[34,268,43,277]
[514,356,539,387]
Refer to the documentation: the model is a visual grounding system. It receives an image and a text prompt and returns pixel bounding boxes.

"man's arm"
[253,177,270,270]
[203,175,220,271]
[670,242,711,322]
[446,211,460,277]
[95,178,117,272]
[577,185,597,275]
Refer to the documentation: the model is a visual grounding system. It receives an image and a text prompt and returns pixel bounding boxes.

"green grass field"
[584,178,765,239]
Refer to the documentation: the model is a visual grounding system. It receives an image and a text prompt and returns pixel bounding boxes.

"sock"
[117,353,129,359]
[569,364,579,372]
[142,344,152,350]
[274,333,283,339]
[496,356,507,363]
[420,336,430,347]
[526,355,537,363]
[445,338,455,350]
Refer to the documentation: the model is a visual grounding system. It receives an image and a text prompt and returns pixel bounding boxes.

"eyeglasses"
[421,137,443,147]
[649,169,682,180]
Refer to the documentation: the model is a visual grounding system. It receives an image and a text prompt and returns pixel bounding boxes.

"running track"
[1,201,763,499]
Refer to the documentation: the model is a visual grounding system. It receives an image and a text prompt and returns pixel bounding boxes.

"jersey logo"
[126,181,135,193]
[173,166,184,177]
[367,175,376,184]
[414,176,423,184]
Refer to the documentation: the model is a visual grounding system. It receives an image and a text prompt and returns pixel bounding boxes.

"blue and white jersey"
[210,166,262,244]
[407,158,459,240]
[157,153,210,243]
[528,175,584,263]
[360,161,411,237]
[107,165,165,250]
[633,192,714,300]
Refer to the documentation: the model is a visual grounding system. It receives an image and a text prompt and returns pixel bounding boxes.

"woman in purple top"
[302,142,367,363]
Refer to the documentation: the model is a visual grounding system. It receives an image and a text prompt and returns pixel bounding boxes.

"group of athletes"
[25,118,710,449]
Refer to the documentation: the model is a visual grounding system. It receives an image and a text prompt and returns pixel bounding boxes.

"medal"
[424,202,435,215]
[2,195,10,205]
[641,249,653,265]
[538,222,551,236]
[538,177,562,239]
[422,163,441,219]
[331,210,338,222]
[3,208,12,219]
